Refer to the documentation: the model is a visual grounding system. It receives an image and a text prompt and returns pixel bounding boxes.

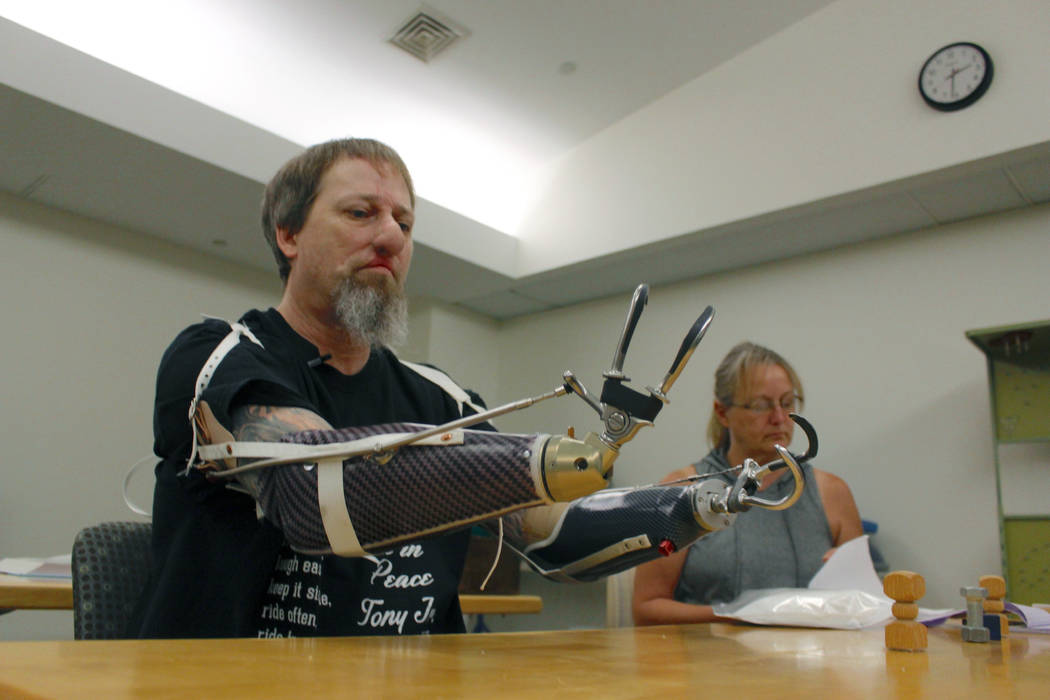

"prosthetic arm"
[507,415,815,582]
[191,284,807,568]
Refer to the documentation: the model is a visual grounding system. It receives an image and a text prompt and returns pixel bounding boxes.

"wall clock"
[918,42,993,111]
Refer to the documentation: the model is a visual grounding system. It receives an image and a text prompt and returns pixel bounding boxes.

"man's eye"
[398,221,412,233]
[347,208,369,218]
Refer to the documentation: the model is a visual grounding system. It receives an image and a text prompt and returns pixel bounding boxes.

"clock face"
[919,42,993,111]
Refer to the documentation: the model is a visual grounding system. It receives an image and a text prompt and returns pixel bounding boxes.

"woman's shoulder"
[812,468,852,497]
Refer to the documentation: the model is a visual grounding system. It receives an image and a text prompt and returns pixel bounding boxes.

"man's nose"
[373,213,407,256]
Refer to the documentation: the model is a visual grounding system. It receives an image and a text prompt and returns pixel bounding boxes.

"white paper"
[713,535,958,629]
[1006,602,1050,633]
[807,535,958,624]
[807,534,884,596]
[0,554,72,579]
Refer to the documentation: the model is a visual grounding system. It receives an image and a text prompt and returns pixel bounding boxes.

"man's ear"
[275,226,298,261]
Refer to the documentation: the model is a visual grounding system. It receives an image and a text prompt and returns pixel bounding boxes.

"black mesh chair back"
[71,521,152,639]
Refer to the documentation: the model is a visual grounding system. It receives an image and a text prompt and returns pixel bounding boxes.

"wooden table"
[0,574,540,616]
[0,623,1046,698]
[460,593,541,615]
[0,575,72,610]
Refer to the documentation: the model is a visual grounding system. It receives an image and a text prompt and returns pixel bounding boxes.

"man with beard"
[130,139,492,638]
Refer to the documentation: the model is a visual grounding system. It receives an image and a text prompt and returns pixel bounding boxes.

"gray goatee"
[333,278,408,349]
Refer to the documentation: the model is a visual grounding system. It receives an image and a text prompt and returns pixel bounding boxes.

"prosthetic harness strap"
[186,321,263,473]
[317,456,361,556]
[397,358,486,416]
[196,431,466,463]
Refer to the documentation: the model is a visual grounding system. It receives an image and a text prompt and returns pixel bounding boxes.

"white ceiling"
[1,0,837,234]
[2,3,1049,319]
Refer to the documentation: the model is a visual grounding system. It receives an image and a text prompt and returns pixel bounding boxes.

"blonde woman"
[633,342,863,625]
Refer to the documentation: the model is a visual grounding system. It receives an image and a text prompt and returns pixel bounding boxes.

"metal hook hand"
[760,414,818,473]
[738,445,805,511]
[719,416,816,514]
[560,283,715,451]
[605,284,648,382]
[648,305,714,403]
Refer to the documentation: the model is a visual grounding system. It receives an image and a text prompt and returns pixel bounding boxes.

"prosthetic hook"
[722,413,816,513]
[563,283,715,454]
[512,415,815,582]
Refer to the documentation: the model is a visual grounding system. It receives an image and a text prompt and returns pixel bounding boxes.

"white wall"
[516,0,1050,272]
[406,298,501,407]
[496,202,1050,620]
[0,192,281,640]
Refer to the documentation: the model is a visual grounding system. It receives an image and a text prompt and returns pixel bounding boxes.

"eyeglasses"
[731,393,802,415]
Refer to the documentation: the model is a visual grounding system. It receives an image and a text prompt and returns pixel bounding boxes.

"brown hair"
[261,138,414,283]
[706,341,804,449]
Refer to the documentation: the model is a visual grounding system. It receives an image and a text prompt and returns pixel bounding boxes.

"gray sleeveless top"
[673,447,832,605]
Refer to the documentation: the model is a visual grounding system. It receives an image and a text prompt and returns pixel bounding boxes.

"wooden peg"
[891,602,919,620]
[884,570,927,652]
[979,574,1008,639]
[884,570,926,602]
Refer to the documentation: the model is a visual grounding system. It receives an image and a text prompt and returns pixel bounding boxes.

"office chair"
[71,521,151,639]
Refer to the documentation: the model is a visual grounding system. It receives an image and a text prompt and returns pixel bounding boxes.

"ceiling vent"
[389,7,468,63]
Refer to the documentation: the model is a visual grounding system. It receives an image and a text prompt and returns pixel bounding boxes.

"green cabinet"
[967,320,1050,605]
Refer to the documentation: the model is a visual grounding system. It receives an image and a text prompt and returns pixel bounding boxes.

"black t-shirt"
[130,309,473,638]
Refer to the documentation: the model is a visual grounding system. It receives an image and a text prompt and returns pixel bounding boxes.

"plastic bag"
[712,587,893,629]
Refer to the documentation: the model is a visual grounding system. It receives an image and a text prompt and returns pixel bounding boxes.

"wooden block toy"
[979,575,1009,639]
[886,619,927,652]
[982,614,1003,641]
[979,575,1006,601]
[884,570,925,602]
[884,571,927,652]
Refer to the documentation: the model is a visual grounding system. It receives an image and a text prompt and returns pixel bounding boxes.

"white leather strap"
[398,359,485,416]
[190,322,263,418]
[317,456,364,557]
[186,321,264,471]
[197,429,465,467]
[197,440,326,462]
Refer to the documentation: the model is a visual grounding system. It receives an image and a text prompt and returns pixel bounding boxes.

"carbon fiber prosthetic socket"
[256,423,548,555]
[521,481,732,582]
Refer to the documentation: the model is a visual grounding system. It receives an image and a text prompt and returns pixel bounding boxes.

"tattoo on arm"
[230,405,333,442]
[228,405,333,501]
